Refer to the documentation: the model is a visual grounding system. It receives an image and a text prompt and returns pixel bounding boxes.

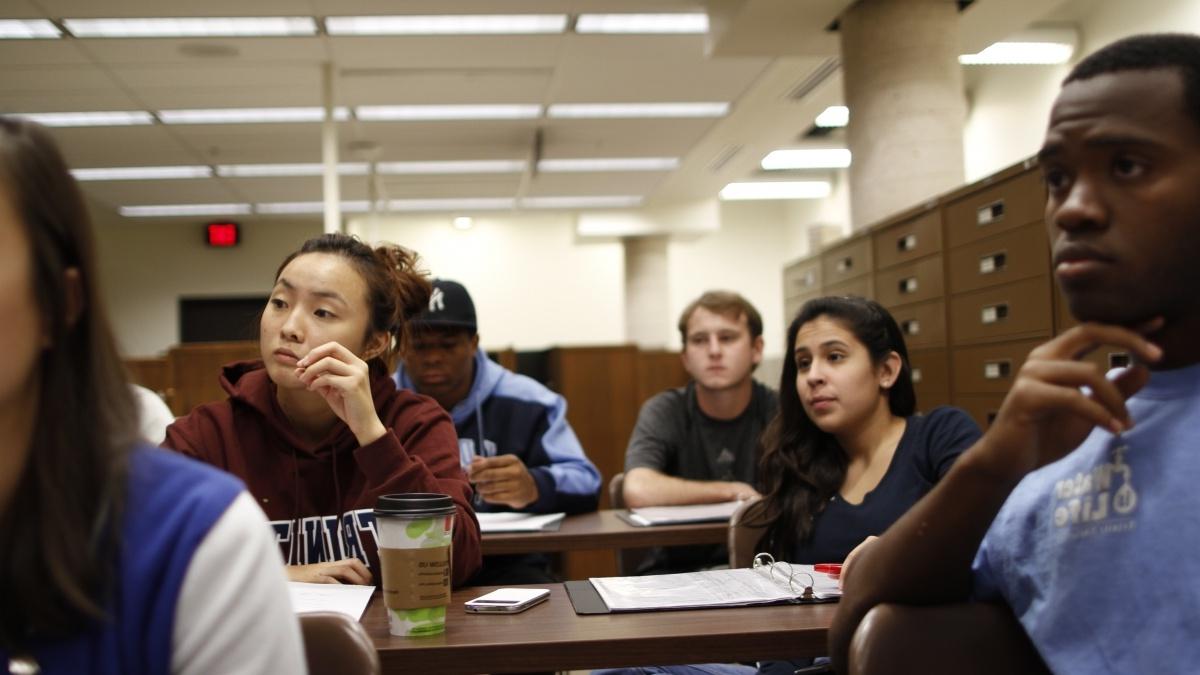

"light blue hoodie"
[396,348,601,513]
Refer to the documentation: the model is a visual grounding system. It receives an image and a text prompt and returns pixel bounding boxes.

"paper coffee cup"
[374,493,456,637]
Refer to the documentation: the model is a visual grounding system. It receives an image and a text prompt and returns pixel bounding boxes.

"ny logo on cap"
[430,287,445,312]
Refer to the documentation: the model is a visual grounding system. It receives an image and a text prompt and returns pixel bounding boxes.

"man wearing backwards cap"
[395,279,601,584]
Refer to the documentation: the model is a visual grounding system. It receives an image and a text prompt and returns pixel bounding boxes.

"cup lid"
[374,493,456,517]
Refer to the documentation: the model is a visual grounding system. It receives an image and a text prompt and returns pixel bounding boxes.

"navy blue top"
[791,406,982,564]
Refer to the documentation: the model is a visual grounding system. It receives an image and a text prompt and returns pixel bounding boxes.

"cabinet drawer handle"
[899,277,919,294]
[836,257,854,273]
[897,234,917,252]
[981,303,1009,324]
[911,367,923,383]
[979,251,1007,275]
[984,360,1012,380]
[793,271,816,290]
[901,319,920,335]
[977,199,1005,225]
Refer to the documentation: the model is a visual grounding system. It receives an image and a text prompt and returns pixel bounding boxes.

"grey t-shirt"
[623,380,778,573]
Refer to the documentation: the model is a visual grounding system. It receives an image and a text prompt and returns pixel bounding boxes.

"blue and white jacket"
[396,348,601,513]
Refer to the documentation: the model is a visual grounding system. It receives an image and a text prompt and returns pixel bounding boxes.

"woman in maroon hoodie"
[164,233,481,586]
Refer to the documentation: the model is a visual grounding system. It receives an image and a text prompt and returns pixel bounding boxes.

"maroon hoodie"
[163,360,481,586]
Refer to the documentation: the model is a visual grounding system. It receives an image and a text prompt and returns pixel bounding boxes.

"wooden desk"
[364,584,835,674]
[480,509,728,556]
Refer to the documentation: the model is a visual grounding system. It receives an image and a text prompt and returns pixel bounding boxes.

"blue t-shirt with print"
[973,362,1200,674]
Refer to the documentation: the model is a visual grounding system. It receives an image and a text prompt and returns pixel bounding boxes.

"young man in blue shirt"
[396,279,601,584]
[831,33,1200,674]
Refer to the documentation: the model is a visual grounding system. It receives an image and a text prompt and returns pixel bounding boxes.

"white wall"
[963,64,1068,182]
[95,213,320,357]
[963,0,1200,181]
[347,212,626,351]
[666,200,794,356]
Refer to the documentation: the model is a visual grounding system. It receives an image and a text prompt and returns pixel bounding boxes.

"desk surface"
[480,509,728,555]
[364,584,835,674]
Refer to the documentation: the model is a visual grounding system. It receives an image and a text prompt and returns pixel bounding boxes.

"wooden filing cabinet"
[777,158,1076,427]
[956,393,1008,430]
[948,275,1054,345]
[874,256,945,307]
[821,234,872,288]
[944,168,1045,249]
[823,276,872,299]
[873,207,942,270]
[909,347,950,413]
[782,256,823,324]
[889,299,947,350]
[783,258,822,300]
[951,339,1042,394]
[947,222,1050,294]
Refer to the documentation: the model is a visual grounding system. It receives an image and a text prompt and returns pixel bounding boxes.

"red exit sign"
[206,222,239,247]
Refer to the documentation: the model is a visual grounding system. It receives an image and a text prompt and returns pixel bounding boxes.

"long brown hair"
[751,296,916,559]
[273,233,432,375]
[0,118,139,643]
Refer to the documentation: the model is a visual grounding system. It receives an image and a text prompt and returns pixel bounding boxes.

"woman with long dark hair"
[755,295,979,566]
[0,117,303,673]
[164,232,482,586]
[597,297,980,675]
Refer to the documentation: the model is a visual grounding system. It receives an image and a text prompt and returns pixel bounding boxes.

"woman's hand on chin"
[294,341,388,446]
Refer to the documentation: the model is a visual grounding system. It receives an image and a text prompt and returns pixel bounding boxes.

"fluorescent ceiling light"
[960,42,1074,65]
[761,149,851,170]
[119,203,252,217]
[520,195,644,209]
[63,17,316,38]
[377,160,526,174]
[719,181,831,200]
[547,102,729,119]
[356,105,541,121]
[814,106,848,128]
[325,15,567,35]
[159,107,349,124]
[216,163,368,177]
[387,198,516,211]
[575,13,708,34]
[538,157,679,172]
[256,201,372,214]
[12,111,154,127]
[0,19,62,38]
[72,165,212,181]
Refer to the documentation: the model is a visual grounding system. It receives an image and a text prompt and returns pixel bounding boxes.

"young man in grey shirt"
[623,290,778,573]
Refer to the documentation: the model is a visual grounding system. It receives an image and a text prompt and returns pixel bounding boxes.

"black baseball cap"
[413,279,477,333]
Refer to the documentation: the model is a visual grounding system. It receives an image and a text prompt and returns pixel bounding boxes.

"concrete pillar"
[840,0,966,229]
[624,236,670,348]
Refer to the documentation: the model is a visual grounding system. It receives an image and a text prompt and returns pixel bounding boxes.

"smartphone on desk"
[464,588,550,614]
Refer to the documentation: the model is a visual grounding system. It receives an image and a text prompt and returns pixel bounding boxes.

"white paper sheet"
[628,501,742,526]
[288,582,375,620]
[476,511,566,533]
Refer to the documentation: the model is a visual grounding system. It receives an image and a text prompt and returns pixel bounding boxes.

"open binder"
[565,562,841,615]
